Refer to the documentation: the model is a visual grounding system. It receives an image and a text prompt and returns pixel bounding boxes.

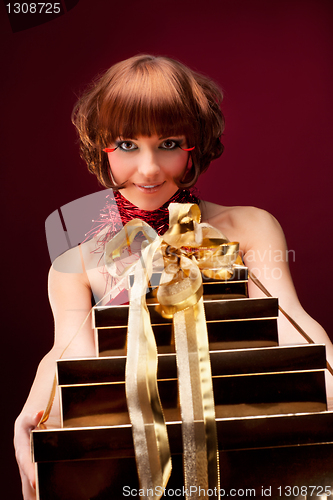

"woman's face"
[105,134,191,210]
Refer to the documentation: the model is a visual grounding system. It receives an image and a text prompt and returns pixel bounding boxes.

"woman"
[14,54,333,499]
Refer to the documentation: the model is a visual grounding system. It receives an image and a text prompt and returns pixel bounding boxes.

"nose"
[137,149,160,178]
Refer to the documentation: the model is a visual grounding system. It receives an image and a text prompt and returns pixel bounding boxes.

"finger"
[21,470,37,500]
[19,462,36,498]
[16,440,36,487]
[15,410,44,488]
[16,411,43,436]
[33,410,45,426]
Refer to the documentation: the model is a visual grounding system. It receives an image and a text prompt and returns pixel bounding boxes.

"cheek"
[168,156,189,177]
[107,157,131,182]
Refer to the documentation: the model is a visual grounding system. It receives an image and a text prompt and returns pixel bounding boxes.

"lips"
[134,182,165,193]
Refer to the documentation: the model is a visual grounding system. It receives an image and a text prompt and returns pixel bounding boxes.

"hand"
[14,410,44,499]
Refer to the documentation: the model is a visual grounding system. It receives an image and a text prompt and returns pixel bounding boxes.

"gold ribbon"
[104,203,240,500]
[105,221,170,499]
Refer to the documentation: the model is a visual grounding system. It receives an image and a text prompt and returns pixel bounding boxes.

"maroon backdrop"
[2,0,333,497]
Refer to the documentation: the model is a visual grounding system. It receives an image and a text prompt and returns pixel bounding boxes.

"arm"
[14,265,95,499]
[240,208,333,394]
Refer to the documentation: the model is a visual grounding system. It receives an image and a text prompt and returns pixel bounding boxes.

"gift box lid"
[58,368,327,429]
[93,297,278,329]
[32,410,333,463]
[57,344,327,386]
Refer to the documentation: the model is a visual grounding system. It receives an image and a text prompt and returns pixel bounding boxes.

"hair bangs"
[99,63,195,144]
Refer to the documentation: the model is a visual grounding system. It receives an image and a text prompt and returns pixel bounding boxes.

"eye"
[160,139,180,150]
[117,140,138,151]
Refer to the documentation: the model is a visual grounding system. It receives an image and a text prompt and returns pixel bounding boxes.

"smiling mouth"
[134,182,165,192]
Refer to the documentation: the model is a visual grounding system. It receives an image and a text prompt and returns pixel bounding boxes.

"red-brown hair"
[72,55,225,188]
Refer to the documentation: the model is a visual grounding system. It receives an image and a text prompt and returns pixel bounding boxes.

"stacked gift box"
[32,267,333,500]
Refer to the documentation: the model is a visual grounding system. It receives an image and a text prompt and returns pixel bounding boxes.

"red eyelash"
[180,146,195,151]
[103,147,117,153]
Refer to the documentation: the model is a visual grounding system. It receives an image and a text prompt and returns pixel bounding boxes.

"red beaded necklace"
[84,188,200,251]
[114,189,200,235]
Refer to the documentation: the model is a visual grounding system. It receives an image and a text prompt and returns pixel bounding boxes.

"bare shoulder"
[199,200,284,253]
[199,199,279,226]
[51,236,101,274]
[48,259,91,308]
[48,242,93,305]
[49,233,111,306]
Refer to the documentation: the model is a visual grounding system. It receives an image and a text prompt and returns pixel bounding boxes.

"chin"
[123,186,178,211]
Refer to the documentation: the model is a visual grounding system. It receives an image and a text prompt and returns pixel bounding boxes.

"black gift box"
[32,267,333,500]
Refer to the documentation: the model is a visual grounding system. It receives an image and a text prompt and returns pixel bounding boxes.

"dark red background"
[2,0,333,496]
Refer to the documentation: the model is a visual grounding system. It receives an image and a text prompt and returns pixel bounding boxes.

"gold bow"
[104,203,240,500]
